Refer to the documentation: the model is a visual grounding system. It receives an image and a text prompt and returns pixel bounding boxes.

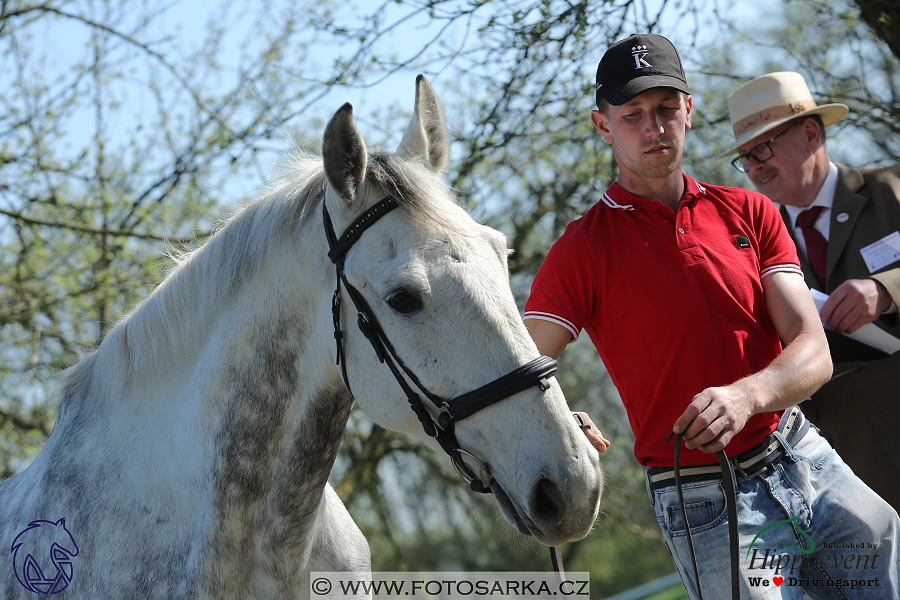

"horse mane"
[60,147,464,400]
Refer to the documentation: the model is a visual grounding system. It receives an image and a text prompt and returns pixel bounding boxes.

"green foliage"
[688,0,900,170]
[324,0,899,593]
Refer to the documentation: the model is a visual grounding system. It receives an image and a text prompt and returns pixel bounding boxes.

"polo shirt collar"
[602,174,706,211]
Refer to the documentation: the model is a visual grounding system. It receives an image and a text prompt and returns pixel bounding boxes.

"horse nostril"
[531,476,565,526]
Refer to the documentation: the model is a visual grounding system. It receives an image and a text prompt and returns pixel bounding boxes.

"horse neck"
[87,196,330,397]
[52,193,351,475]
[38,201,359,571]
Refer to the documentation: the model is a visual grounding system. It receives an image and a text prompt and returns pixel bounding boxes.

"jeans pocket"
[661,482,727,536]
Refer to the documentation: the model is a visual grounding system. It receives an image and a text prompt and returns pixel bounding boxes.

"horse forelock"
[363,151,467,235]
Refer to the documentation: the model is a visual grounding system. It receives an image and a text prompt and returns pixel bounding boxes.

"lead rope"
[667,433,740,600]
[550,546,566,586]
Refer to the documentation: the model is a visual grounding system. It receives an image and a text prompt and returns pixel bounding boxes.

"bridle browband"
[322,194,559,493]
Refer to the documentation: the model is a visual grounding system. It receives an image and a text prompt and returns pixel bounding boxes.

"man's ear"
[591,110,614,144]
[801,117,823,151]
[684,95,693,131]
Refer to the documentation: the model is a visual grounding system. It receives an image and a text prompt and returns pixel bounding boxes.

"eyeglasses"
[730,122,799,173]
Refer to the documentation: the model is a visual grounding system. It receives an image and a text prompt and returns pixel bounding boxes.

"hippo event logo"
[11,518,79,594]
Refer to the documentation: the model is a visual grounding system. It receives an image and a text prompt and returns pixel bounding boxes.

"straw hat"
[718,71,848,158]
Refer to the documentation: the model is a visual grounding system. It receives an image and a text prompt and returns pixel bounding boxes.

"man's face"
[591,88,691,183]
[735,119,816,207]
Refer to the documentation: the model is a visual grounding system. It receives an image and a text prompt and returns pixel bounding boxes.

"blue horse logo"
[11,518,79,594]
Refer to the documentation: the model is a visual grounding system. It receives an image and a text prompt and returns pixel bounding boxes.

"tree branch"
[0,207,204,243]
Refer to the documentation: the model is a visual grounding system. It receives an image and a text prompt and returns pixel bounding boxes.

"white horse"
[0,76,602,599]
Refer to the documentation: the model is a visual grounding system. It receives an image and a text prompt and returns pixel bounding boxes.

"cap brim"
[716,103,849,159]
[605,75,691,106]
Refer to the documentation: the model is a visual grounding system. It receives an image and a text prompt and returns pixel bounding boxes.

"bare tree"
[0,0,345,474]
[856,0,900,59]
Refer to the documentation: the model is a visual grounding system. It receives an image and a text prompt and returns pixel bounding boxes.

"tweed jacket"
[781,163,900,370]
[780,162,900,511]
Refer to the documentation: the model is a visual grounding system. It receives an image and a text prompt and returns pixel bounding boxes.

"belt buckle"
[733,458,768,480]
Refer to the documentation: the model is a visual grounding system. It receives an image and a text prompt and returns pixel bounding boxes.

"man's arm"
[673,271,833,453]
[524,319,573,360]
[524,318,610,452]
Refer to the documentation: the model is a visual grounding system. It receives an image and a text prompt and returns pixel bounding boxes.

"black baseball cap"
[595,34,690,107]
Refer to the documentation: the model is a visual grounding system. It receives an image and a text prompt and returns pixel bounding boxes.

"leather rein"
[667,433,740,600]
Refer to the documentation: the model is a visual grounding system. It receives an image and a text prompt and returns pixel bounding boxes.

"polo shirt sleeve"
[524,224,594,342]
[753,192,803,279]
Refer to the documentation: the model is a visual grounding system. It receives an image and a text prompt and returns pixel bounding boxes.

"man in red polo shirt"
[525,33,899,599]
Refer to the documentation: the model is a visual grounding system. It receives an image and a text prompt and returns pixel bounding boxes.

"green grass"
[643,584,690,600]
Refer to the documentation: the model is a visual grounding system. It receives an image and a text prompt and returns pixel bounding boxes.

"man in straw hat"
[525,35,898,599]
[722,71,900,510]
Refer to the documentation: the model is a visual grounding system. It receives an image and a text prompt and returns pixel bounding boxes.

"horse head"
[320,75,603,546]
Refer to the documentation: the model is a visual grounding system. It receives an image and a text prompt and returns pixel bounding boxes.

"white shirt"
[784,161,896,313]
[784,161,838,263]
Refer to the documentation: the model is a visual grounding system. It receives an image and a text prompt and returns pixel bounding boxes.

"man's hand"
[669,271,831,455]
[672,384,755,453]
[572,412,611,453]
[820,278,892,334]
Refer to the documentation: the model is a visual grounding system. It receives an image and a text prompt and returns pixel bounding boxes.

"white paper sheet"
[859,231,900,273]
[810,289,900,355]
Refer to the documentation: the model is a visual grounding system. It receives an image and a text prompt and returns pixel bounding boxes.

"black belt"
[648,406,810,491]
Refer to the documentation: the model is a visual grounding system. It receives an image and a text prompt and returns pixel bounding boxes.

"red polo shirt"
[524,175,803,467]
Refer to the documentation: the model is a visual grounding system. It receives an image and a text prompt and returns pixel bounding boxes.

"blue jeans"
[649,426,899,599]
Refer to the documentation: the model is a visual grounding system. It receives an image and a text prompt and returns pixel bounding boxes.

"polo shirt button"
[678,228,685,234]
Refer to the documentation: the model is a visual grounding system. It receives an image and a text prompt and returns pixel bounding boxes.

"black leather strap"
[322,194,558,498]
[438,356,557,427]
[717,448,741,600]
[550,546,566,585]
[668,433,740,600]
[327,198,398,264]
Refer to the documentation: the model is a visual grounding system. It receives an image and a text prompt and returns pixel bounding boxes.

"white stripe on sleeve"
[523,311,580,341]
[760,263,804,279]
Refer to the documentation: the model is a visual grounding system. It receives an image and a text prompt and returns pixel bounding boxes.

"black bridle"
[322,195,559,493]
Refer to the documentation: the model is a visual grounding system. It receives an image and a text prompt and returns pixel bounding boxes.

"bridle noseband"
[323,195,559,493]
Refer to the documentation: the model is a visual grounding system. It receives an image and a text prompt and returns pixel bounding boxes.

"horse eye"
[386,289,422,314]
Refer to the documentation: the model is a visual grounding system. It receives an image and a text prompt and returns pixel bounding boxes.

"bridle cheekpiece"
[322,194,558,493]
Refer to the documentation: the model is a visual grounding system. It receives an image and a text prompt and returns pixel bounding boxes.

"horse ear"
[323,103,368,203]
[396,75,449,173]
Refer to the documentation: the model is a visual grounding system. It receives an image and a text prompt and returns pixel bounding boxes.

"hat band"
[733,100,817,139]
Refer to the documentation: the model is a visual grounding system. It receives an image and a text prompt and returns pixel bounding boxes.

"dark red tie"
[796,206,828,286]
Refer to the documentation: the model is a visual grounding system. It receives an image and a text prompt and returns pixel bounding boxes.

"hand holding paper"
[810,288,900,355]
[819,278,893,333]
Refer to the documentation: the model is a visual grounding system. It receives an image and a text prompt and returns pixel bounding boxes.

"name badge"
[860,231,900,273]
